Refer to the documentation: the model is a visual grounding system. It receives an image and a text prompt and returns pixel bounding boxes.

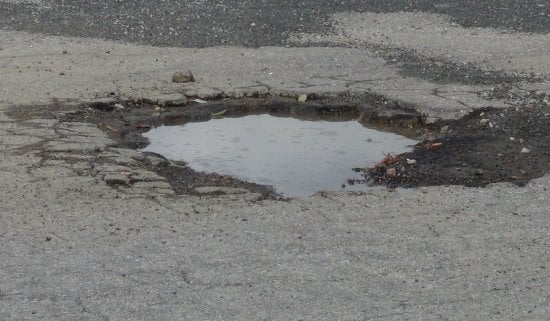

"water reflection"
[141,114,417,197]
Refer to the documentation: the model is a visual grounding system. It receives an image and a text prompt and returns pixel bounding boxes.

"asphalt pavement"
[2,0,549,48]
[1,1,549,320]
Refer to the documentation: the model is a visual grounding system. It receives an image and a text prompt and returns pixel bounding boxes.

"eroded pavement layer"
[1,8,550,321]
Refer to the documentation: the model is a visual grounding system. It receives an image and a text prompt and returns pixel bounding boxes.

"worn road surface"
[1,1,549,320]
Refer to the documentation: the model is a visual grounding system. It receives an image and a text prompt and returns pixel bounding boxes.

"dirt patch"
[363,98,550,187]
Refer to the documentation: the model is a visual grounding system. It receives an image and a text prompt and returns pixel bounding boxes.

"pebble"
[172,71,195,83]
[520,148,530,154]
[103,173,130,186]
[406,158,417,165]
[424,117,439,124]
[480,119,490,126]
[114,103,125,110]
[143,93,187,106]
[297,94,308,103]
[440,125,449,134]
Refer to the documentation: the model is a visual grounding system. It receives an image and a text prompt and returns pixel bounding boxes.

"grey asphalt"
[1,1,550,321]
[1,0,549,48]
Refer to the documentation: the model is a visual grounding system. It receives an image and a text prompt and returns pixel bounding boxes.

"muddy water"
[141,114,417,197]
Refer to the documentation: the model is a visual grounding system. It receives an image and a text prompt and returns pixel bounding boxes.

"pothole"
[140,113,418,197]
[14,93,548,198]
[79,95,550,194]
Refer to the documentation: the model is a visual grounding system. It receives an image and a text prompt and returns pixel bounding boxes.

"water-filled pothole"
[141,114,417,197]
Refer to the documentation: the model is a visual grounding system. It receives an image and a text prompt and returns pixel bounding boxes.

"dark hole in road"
[140,113,418,197]
[9,92,549,198]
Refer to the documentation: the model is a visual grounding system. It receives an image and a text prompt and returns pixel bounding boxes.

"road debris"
[385,167,397,178]
[172,71,195,83]
[136,124,151,131]
[375,153,399,167]
[424,142,443,150]
[211,109,228,117]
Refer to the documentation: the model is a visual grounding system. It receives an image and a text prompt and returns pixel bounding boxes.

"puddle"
[141,114,417,197]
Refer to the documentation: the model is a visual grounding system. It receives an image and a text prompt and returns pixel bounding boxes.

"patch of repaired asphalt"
[380,47,542,86]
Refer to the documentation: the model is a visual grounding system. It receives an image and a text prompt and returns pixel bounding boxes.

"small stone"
[509,137,515,141]
[480,119,490,126]
[385,168,397,178]
[297,94,308,103]
[440,125,449,134]
[480,112,485,117]
[144,154,167,167]
[158,93,187,106]
[406,158,417,165]
[143,93,187,106]
[488,122,494,128]
[172,71,195,83]
[103,173,130,186]
[114,103,125,110]
[45,236,52,241]
[520,148,530,154]
[424,117,439,124]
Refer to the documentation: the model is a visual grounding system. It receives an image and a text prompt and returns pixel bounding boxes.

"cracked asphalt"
[1,1,550,320]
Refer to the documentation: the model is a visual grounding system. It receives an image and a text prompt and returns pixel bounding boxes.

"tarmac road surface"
[1,1,549,320]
